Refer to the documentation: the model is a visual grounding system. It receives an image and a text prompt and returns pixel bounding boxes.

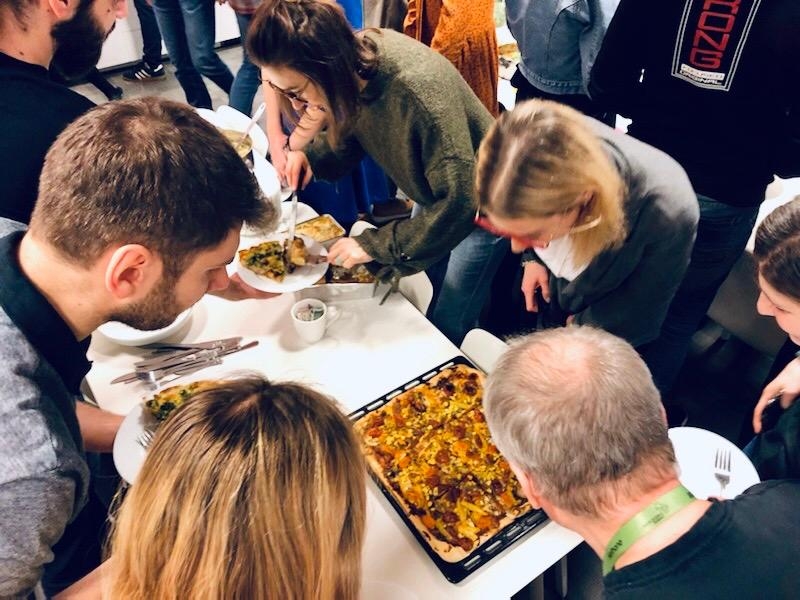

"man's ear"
[509,461,545,509]
[104,245,161,300]
[46,0,77,21]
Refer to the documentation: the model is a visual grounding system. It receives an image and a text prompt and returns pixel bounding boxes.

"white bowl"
[95,308,193,347]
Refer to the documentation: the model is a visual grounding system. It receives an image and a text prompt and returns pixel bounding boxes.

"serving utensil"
[235,102,266,151]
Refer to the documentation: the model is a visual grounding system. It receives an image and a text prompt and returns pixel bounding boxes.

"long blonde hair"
[475,99,627,266]
[106,376,366,600]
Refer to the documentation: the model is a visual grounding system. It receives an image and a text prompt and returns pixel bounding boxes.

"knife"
[287,189,299,243]
[286,165,305,244]
[111,340,260,385]
[141,336,243,353]
[135,337,243,370]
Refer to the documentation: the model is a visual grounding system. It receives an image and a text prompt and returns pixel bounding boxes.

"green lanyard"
[602,484,695,576]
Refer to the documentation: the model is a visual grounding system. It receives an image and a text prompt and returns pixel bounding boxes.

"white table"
[87,290,581,599]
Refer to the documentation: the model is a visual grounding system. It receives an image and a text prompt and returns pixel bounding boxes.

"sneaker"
[122,61,165,82]
[106,85,123,101]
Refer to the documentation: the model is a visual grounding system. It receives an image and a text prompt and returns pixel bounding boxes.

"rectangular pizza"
[354,364,531,562]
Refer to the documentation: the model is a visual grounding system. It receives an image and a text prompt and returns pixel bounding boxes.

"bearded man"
[0,0,126,224]
[0,98,275,597]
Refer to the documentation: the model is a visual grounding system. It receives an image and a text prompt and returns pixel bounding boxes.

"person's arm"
[753,358,800,433]
[53,562,106,599]
[304,132,367,183]
[570,195,699,347]
[587,0,648,117]
[75,402,123,453]
[264,83,289,177]
[355,155,476,276]
[264,85,328,178]
[0,477,76,598]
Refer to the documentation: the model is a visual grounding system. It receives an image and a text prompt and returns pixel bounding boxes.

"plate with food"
[350,357,547,582]
[295,214,345,248]
[196,106,269,157]
[113,379,223,484]
[236,233,328,293]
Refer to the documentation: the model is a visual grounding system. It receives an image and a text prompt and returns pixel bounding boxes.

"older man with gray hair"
[484,326,800,599]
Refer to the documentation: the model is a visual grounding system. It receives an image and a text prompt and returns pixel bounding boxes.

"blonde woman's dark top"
[305,29,494,277]
[540,118,698,347]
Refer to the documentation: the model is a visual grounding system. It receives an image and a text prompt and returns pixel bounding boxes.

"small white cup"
[290,298,339,344]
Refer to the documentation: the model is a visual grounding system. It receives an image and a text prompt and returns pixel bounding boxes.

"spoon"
[235,102,266,151]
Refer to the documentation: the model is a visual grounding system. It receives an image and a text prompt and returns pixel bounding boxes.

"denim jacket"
[506,0,619,95]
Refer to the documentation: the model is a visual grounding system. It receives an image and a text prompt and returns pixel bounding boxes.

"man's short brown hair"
[31,98,274,274]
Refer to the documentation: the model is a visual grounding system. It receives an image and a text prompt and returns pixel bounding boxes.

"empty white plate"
[96,308,193,347]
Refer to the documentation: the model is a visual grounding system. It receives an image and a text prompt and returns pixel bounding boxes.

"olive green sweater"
[305,29,494,277]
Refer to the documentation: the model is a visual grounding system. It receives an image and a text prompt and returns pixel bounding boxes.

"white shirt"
[534,236,589,281]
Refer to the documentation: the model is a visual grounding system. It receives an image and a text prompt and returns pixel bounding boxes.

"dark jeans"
[152,0,233,108]
[229,12,261,115]
[511,67,615,127]
[641,195,760,397]
[133,0,163,66]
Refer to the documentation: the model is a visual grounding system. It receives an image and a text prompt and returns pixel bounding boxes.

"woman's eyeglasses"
[262,78,327,113]
[474,208,602,248]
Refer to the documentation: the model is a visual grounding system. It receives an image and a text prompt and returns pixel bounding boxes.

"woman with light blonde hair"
[104,376,366,600]
[476,99,699,350]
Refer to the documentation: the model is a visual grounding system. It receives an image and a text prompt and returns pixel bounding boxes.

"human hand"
[212,273,282,301]
[753,358,800,433]
[566,314,575,326]
[285,151,313,191]
[327,238,373,269]
[268,133,289,181]
[521,261,550,312]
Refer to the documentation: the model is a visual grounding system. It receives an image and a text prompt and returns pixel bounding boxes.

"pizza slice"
[239,240,287,281]
[238,238,309,282]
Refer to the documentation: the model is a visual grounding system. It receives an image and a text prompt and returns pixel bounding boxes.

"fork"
[136,428,155,449]
[714,448,732,495]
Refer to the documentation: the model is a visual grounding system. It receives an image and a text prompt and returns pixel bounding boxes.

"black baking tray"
[349,356,549,583]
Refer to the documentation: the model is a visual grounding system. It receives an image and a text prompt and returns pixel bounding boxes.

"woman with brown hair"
[745,197,800,479]
[104,376,366,600]
[246,0,506,345]
[476,99,698,349]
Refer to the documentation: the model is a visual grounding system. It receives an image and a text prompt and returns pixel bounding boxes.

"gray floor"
[73,44,254,112]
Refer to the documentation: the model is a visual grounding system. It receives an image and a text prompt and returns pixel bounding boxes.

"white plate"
[251,150,281,207]
[196,105,269,157]
[112,367,230,484]
[113,402,153,484]
[96,308,192,347]
[236,234,328,293]
[668,426,760,500]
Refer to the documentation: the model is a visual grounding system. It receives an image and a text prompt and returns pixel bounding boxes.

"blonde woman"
[105,377,366,600]
[476,100,698,349]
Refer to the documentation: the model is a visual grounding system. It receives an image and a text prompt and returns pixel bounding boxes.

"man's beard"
[50,0,111,80]
[110,272,185,331]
